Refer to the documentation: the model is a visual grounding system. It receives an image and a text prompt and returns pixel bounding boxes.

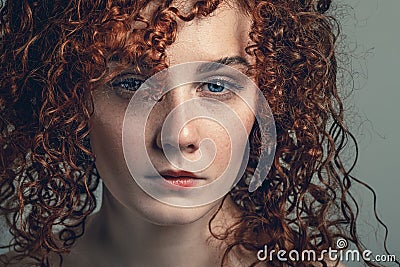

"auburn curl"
[0,0,395,266]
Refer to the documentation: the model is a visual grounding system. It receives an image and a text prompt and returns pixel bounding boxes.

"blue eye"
[202,78,242,93]
[207,81,226,93]
[197,78,243,100]
[111,77,144,91]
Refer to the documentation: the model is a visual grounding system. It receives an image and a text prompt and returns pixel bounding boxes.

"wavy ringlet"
[0,0,396,266]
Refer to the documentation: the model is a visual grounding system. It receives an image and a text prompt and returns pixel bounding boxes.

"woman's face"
[90,3,255,224]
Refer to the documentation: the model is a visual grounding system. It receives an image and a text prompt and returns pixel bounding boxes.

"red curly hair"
[0,0,397,266]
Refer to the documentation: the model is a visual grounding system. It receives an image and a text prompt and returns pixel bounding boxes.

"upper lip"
[159,170,204,179]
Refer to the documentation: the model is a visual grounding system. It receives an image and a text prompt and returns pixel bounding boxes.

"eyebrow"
[197,56,250,73]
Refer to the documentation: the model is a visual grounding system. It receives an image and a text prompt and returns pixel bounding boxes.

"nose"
[155,86,201,154]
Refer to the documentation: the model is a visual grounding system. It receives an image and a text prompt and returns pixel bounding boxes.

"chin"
[130,195,221,226]
[103,176,222,226]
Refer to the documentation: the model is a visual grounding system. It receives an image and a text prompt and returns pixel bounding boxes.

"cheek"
[204,120,232,171]
[207,107,254,175]
[241,109,256,134]
[89,94,127,178]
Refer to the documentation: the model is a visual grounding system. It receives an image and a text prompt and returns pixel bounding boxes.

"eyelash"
[197,78,243,100]
[110,75,145,99]
[110,74,243,100]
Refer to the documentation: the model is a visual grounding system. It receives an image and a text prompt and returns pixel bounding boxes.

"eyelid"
[194,76,244,102]
[200,76,244,91]
[110,73,145,86]
[109,73,146,99]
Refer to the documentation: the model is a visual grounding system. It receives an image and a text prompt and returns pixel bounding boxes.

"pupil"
[208,82,224,92]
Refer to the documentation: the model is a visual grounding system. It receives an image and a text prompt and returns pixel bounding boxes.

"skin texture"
[2,0,396,266]
[61,4,256,267]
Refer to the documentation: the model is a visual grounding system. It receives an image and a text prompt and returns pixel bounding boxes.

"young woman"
[0,0,396,266]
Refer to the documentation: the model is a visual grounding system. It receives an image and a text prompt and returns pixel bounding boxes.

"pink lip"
[159,170,204,188]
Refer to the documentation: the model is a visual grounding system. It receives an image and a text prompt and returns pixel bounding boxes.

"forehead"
[167,5,252,65]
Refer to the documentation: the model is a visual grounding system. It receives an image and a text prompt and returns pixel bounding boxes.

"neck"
[80,185,240,267]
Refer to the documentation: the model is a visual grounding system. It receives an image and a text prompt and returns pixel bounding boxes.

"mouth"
[159,170,205,188]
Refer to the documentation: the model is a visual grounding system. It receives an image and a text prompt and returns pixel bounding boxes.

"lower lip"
[162,177,198,188]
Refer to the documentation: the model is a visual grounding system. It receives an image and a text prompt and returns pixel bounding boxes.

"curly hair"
[0,0,397,266]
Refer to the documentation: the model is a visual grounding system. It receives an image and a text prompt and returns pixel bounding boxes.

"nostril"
[159,139,198,154]
[184,143,197,152]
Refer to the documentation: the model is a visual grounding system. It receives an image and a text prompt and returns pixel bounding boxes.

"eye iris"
[208,82,225,93]
[120,78,142,91]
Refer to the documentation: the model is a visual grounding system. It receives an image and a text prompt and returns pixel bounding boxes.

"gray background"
[1,0,399,265]
[341,0,399,266]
